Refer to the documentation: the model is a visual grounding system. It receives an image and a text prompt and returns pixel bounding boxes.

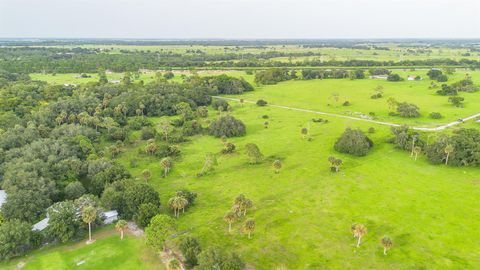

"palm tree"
[351,224,367,247]
[381,236,393,255]
[223,211,236,233]
[410,135,417,157]
[115,219,128,240]
[201,153,217,175]
[413,146,421,161]
[82,206,97,244]
[145,139,157,155]
[142,169,151,183]
[272,160,282,174]
[160,157,172,177]
[243,218,256,239]
[158,120,171,142]
[168,196,188,218]
[444,144,454,165]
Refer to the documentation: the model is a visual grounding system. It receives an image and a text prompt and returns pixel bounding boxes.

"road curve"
[212,96,480,132]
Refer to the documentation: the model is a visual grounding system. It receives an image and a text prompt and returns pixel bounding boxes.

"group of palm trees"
[223,195,256,238]
[168,192,189,218]
[351,223,393,255]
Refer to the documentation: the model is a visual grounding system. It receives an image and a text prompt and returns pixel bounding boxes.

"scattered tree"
[245,143,263,164]
[351,223,367,247]
[272,160,282,174]
[224,211,236,233]
[381,236,393,255]
[115,219,128,240]
[243,218,256,239]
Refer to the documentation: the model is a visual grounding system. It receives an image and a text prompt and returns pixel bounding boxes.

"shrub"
[397,102,420,118]
[256,99,268,106]
[141,127,156,140]
[343,101,351,106]
[334,128,373,156]
[221,142,236,154]
[430,112,443,119]
[209,116,246,138]
[437,74,448,82]
[368,127,375,133]
[212,99,229,110]
[387,74,402,81]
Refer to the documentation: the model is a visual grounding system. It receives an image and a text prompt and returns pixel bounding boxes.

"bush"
[256,99,267,106]
[212,99,229,111]
[437,74,448,82]
[334,128,373,156]
[342,101,350,106]
[209,116,246,138]
[141,127,156,140]
[108,127,128,141]
[397,102,420,118]
[387,74,402,81]
[368,127,375,133]
[430,112,443,119]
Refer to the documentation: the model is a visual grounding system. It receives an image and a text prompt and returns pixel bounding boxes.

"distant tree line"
[0,47,478,74]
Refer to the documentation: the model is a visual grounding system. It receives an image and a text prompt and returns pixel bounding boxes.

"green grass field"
[21,67,480,269]
[114,98,480,269]
[0,227,164,270]
[30,44,480,62]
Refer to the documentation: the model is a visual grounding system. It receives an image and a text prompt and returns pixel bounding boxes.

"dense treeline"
[390,126,480,167]
[1,47,479,74]
[0,69,249,259]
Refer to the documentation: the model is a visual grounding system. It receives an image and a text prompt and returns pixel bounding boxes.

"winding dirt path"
[213,96,480,132]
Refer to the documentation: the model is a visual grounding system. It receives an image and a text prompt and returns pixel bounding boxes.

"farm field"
[114,98,480,269]
[0,227,163,270]
[30,44,480,62]
[1,41,480,270]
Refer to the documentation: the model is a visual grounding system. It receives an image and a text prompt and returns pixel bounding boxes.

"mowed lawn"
[117,101,480,269]
[231,70,480,126]
[0,228,164,270]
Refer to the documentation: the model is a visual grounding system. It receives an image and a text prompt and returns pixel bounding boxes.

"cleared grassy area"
[31,44,480,61]
[115,100,480,269]
[0,227,164,270]
[229,70,480,126]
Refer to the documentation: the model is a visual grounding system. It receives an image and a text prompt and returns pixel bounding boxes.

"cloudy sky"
[0,0,479,39]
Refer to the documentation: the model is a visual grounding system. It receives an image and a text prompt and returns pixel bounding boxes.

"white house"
[102,210,119,225]
[0,190,7,209]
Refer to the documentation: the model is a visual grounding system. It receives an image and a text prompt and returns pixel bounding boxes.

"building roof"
[0,190,7,208]
[32,217,49,231]
[103,210,118,218]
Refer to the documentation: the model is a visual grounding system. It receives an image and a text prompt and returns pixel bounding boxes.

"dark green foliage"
[436,84,457,96]
[389,126,423,151]
[254,68,291,85]
[429,112,443,119]
[124,183,161,219]
[451,78,478,93]
[425,129,480,166]
[133,203,160,228]
[396,102,420,118]
[221,142,236,154]
[211,99,229,110]
[180,237,202,269]
[64,181,86,200]
[0,219,34,260]
[46,201,83,243]
[436,74,448,82]
[448,96,465,107]
[334,128,373,156]
[387,74,402,81]
[196,246,245,270]
[427,69,443,80]
[1,190,52,223]
[188,74,252,95]
[209,116,246,138]
[141,127,156,140]
[256,99,268,106]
